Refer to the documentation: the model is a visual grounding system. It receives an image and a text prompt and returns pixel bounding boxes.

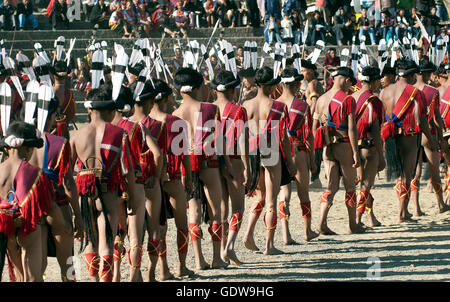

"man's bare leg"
[145,185,163,282]
[242,170,266,251]
[45,201,74,281]
[278,183,297,245]
[41,224,48,276]
[7,236,24,282]
[96,192,119,282]
[128,184,146,282]
[423,145,450,213]
[262,160,283,255]
[318,155,340,235]
[220,177,230,262]
[17,225,43,282]
[188,197,210,270]
[410,148,425,217]
[201,167,229,268]
[113,197,127,282]
[163,180,194,278]
[158,223,175,281]
[294,150,319,241]
[223,159,246,265]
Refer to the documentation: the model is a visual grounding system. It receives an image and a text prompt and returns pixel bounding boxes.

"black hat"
[153,79,173,102]
[0,64,7,77]
[331,67,357,85]
[84,86,121,111]
[301,59,317,70]
[1,121,43,149]
[116,86,134,112]
[280,67,304,84]
[255,66,281,86]
[173,67,204,92]
[128,62,145,76]
[359,66,382,82]
[419,60,437,73]
[238,67,256,78]
[396,58,419,76]
[381,65,396,76]
[53,60,68,75]
[209,70,241,91]
[438,63,450,74]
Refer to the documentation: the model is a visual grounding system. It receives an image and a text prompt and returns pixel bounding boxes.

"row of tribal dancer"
[1,56,450,282]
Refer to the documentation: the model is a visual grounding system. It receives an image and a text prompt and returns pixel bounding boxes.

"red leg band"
[252,199,266,217]
[345,191,357,208]
[432,181,443,195]
[147,239,161,257]
[395,178,401,197]
[85,252,100,277]
[128,244,143,268]
[208,223,223,242]
[158,239,167,258]
[366,193,374,214]
[113,241,126,262]
[99,255,114,282]
[355,176,361,186]
[177,229,189,255]
[399,183,411,201]
[278,200,289,221]
[411,177,420,192]
[263,209,277,231]
[229,212,243,232]
[357,190,370,214]
[300,201,312,218]
[320,190,333,209]
[188,223,203,241]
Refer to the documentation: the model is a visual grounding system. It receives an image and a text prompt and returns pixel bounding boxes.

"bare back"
[0,161,21,201]
[379,81,409,117]
[172,100,202,148]
[242,95,273,136]
[70,122,106,169]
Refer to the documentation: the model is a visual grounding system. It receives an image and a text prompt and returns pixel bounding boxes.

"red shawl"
[221,102,247,156]
[355,90,384,139]
[287,97,310,144]
[422,85,439,122]
[44,132,71,186]
[440,86,450,128]
[166,114,188,179]
[328,90,355,130]
[142,116,168,155]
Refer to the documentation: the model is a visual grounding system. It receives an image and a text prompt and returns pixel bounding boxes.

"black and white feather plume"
[0,81,11,136]
[91,49,104,89]
[24,80,40,125]
[16,53,36,81]
[37,84,54,133]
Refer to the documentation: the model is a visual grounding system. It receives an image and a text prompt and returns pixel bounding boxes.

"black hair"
[48,96,60,117]
[174,67,204,90]
[213,69,237,85]
[255,66,275,86]
[116,85,134,109]
[152,79,173,103]
[2,121,43,149]
[85,85,113,104]
[130,79,159,104]
[285,58,294,67]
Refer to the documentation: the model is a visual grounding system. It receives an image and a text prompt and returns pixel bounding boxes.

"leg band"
[158,239,167,258]
[252,199,266,217]
[99,255,114,282]
[263,209,277,231]
[395,177,401,197]
[113,240,126,262]
[366,193,374,214]
[188,223,203,241]
[320,190,333,209]
[278,200,289,221]
[177,229,189,255]
[355,176,361,186]
[345,191,357,208]
[85,252,100,277]
[147,239,161,257]
[229,212,243,232]
[399,183,411,201]
[432,181,443,195]
[357,190,370,214]
[127,244,143,268]
[208,223,223,242]
[300,201,312,218]
[411,177,420,192]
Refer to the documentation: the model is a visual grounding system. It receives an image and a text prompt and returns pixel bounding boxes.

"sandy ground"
[3,168,450,282]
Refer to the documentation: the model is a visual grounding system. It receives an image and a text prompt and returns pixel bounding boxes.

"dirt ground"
[4,168,450,282]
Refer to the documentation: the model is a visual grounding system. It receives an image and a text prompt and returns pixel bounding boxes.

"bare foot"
[349,224,366,234]
[319,226,337,235]
[224,249,243,266]
[195,261,211,270]
[305,230,319,242]
[369,217,382,227]
[211,259,229,269]
[414,210,426,217]
[176,266,195,278]
[148,270,157,282]
[263,247,284,255]
[399,216,417,223]
[406,211,413,218]
[283,238,298,245]
[160,271,175,281]
[243,236,259,251]
[438,204,450,213]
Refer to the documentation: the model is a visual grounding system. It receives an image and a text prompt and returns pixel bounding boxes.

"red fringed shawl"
[166,114,188,180]
[287,97,310,146]
[422,85,440,123]
[440,86,450,129]
[56,88,76,137]
[221,102,247,157]
[44,132,71,186]
[142,116,168,155]
[355,90,384,139]
[0,161,53,237]
[328,90,356,130]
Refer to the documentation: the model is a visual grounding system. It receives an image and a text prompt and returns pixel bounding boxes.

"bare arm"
[144,128,163,179]
[420,115,437,151]
[371,120,385,171]
[347,112,360,168]
[123,139,137,214]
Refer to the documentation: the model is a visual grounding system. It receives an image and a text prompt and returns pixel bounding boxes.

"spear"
[198,19,221,68]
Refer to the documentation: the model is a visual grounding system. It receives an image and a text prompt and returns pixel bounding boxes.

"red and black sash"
[44,132,71,186]
[222,102,246,156]
[117,118,143,173]
[422,85,439,122]
[355,90,384,139]
[166,114,188,179]
[142,116,168,155]
[0,161,53,237]
[440,86,450,128]
[327,90,355,131]
[287,97,309,139]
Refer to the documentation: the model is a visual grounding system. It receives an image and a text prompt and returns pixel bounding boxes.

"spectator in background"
[291,9,303,44]
[184,0,204,28]
[416,0,434,17]
[246,0,259,27]
[280,11,294,44]
[237,0,250,26]
[281,0,296,16]
[1,0,16,30]
[377,8,396,42]
[137,2,152,36]
[151,3,167,31]
[109,0,122,11]
[266,14,282,45]
[90,0,109,29]
[264,0,281,23]
[379,0,396,22]
[295,0,307,23]
[409,7,420,37]
[123,1,137,37]
[311,10,326,45]
[358,7,376,45]
[109,4,132,38]
[216,0,237,28]
[172,2,188,37]
[51,0,69,30]
[333,7,347,46]
[436,0,449,21]
[203,0,216,27]
[395,8,411,40]
[83,0,97,22]
[236,46,244,69]
[315,0,328,26]
[323,47,340,89]
[17,0,38,30]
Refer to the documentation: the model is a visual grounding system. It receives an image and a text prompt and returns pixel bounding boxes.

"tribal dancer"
[0,121,53,282]
[70,86,137,282]
[313,67,363,235]
[172,67,235,269]
[242,66,296,255]
[438,63,450,204]
[276,68,319,243]
[380,59,437,223]
[411,61,450,215]
[351,66,385,227]
[238,67,257,104]
[148,78,195,278]
[210,70,249,265]
[28,94,83,281]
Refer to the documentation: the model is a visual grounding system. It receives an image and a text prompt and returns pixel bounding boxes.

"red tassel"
[57,142,71,186]
[76,172,97,196]
[190,155,203,173]
[314,127,325,150]
[345,191,357,208]
[0,212,15,237]
[140,150,156,181]
[357,110,370,140]
[56,121,68,137]
[188,223,203,241]
[19,173,53,236]
[381,122,395,141]
[85,252,100,277]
